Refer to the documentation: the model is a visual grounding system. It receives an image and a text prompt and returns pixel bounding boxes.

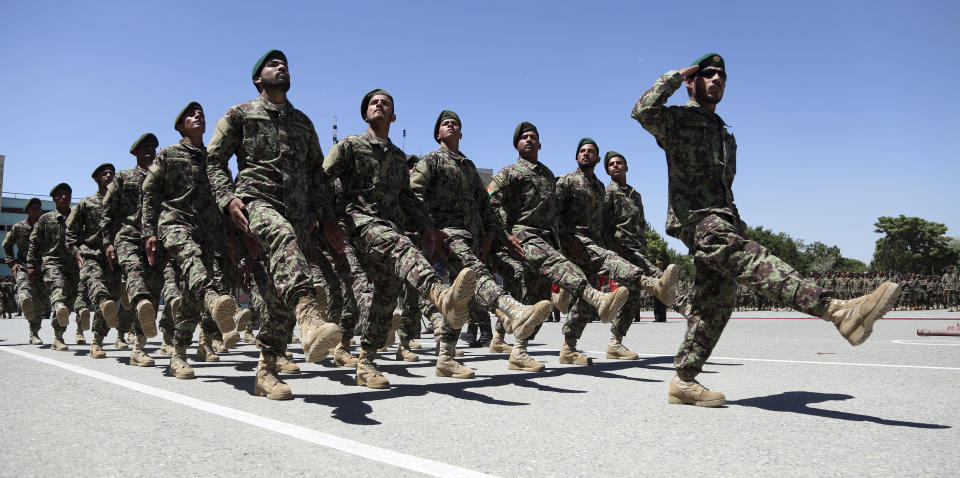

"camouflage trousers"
[116,236,176,335]
[246,200,315,308]
[672,214,832,381]
[564,241,657,339]
[14,267,50,331]
[161,225,220,302]
[351,219,441,350]
[78,252,137,336]
[43,257,79,334]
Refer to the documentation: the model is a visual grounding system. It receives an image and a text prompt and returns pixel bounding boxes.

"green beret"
[23,197,41,212]
[604,150,626,170]
[129,133,158,155]
[691,52,724,69]
[252,49,287,84]
[91,163,115,179]
[576,137,598,157]
[49,183,72,197]
[174,101,203,131]
[433,110,461,143]
[513,122,538,147]
[361,89,394,120]
[406,154,420,169]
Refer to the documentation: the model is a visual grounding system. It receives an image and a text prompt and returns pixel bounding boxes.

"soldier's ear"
[390,113,397,123]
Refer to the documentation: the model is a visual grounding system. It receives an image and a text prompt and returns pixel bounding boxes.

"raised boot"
[54,302,70,327]
[508,338,544,372]
[639,264,679,306]
[396,338,420,362]
[435,341,475,379]
[20,297,35,322]
[494,295,552,340]
[89,334,107,359]
[356,347,390,389]
[606,335,639,360]
[243,330,257,344]
[114,334,129,350]
[296,295,341,363]
[195,332,220,362]
[668,375,725,407]
[408,339,423,350]
[99,300,119,329]
[254,352,293,400]
[427,269,477,329]
[489,329,513,353]
[158,330,175,356]
[333,337,359,367]
[203,291,239,347]
[135,299,158,338]
[276,353,301,374]
[77,308,91,331]
[821,282,901,346]
[212,334,228,353]
[233,308,252,339]
[558,336,592,365]
[75,331,86,345]
[168,345,196,379]
[51,332,69,351]
[581,286,630,324]
[129,335,156,367]
[552,288,571,314]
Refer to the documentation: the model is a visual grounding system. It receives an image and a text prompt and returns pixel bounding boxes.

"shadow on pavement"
[730,391,951,429]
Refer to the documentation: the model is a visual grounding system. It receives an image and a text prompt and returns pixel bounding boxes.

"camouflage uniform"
[323,131,443,350]
[27,209,78,335]
[3,219,50,332]
[633,70,833,381]
[207,96,334,355]
[142,139,226,346]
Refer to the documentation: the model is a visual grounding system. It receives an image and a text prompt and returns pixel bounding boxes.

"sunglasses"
[698,68,727,81]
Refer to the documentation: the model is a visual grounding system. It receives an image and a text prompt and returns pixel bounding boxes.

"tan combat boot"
[296,295,341,363]
[356,348,390,389]
[129,335,156,367]
[435,341,475,379]
[89,334,107,359]
[51,332,69,351]
[408,339,423,350]
[581,286,630,324]
[212,336,228,353]
[203,291,239,347]
[639,264,679,306]
[28,329,43,345]
[508,339,544,372]
[243,330,257,344]
[255,352,293,400]
[77,308,91,331]
[821,282,901,346]
[558,336,592,365]
[159,330,175,356]
[75,330,87,345]
[334,337,359,367]
[551,288,571,314]
[114,333,129,350]
[54,302,70,327]
[494,295,552,340]
[427,269,477,329]
[276,353,301,374]
[234,308,252,339]
[433,340,465,357]
[489,329,513,353]
[396,338,420,362]
[195,331,220,362]
[99,300,120,329]
[168,345,195,379]
[606,335,639,360]
[667,375,725,407]
[136,299,158,338]
[21,297,35,322]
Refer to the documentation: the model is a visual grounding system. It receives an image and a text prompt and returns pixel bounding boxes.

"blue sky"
[1,0,957,264]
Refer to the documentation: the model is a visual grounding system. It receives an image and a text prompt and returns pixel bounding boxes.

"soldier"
[323,90,478,388]
[27,183,78,351]
[945,266,957,311]
[487,122,632,371]
[410,110,553,378]
[65,163,127,360]
[3,197,49,344]
[143,101,239,380]
[632,52,901,406]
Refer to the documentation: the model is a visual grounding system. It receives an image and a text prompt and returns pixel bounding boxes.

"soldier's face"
[52,190,71,209]
[686,66,726,105]
[257,58,290,92]
[516,131,541,159]
[576,143,600,169]
[366,95,396,124]
[95,169,114,187]
[180,109,206,136]
[437,118,461,143]
[26,203,42,221]
[607,156,627,180]
[134,143,157,166]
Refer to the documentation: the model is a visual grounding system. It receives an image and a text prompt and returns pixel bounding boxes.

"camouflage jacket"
[555,169,609,246]
[65,193,106,258]
[3,219,35,267]
[632,71,740,238]
[323,131,429,233]
[142,139,221,239]
[207,96,334,222]
[487,157,559,244]
[943,273,957,290]
[27,210,72,268]
[604,181,649,254]
[101,166,149,245]
[409,147,498,238]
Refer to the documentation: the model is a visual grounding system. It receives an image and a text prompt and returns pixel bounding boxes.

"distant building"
[0,193,73,276]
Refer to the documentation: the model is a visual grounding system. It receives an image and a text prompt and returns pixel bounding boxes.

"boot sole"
[435,369,476,379]
[444,269,477,329]
[79,310,91,331]
[168,369,196,380]
[847,282,901,346]
[489,345,513,354]
[558,355,593,365]
[137,301,158,338]
[356,376,390,389]
[655,264,680,305]
[667,395,726,407]
[55,306,70,327]
[334,358,360,367]
[606,353,639,360]
[599,287,630,324]
[101,300,119,329]
[304,324,343,363]
[234,308,252,335]
[210,297,238,335]
[254,386,293,400]
[508,362,545,372]
[129,358,156,367]
[222,330,241,349]
[512,300,552,340]
[21,298,35,321]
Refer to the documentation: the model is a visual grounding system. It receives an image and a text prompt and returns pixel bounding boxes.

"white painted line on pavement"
[0,347,497,478]
[892,340,960,346]
[578,350,960,371]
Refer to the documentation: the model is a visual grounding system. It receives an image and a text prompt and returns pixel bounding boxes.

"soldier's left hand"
[479,234,495,260]
[423,227,451,259]
[322,220,346,256]
[74,251,84,268]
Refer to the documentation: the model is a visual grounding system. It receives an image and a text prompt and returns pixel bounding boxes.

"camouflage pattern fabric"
[28,209,78,333]
[4,219,50,327]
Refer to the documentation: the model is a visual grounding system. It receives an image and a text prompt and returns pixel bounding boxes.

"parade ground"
[1,310,957,477]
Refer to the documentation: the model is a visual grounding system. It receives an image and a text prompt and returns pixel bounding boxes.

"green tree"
[871,215,959,274]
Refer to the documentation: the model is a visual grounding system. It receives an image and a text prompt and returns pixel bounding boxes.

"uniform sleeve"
[206,111,241,214]
[2,227,17,266]
[305,125,335,224]
[408,156,432,204]
[100,177,121,246]
[322,138,349,181]
[602,190,620,248]
[631,71,683,141]
[554,176,575,241]
[141,157,164,239]
[486,169,512,242]
[26,220,43,267]
[398,163,432,232]
[476,170,500,238]
[64,203,83,257]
